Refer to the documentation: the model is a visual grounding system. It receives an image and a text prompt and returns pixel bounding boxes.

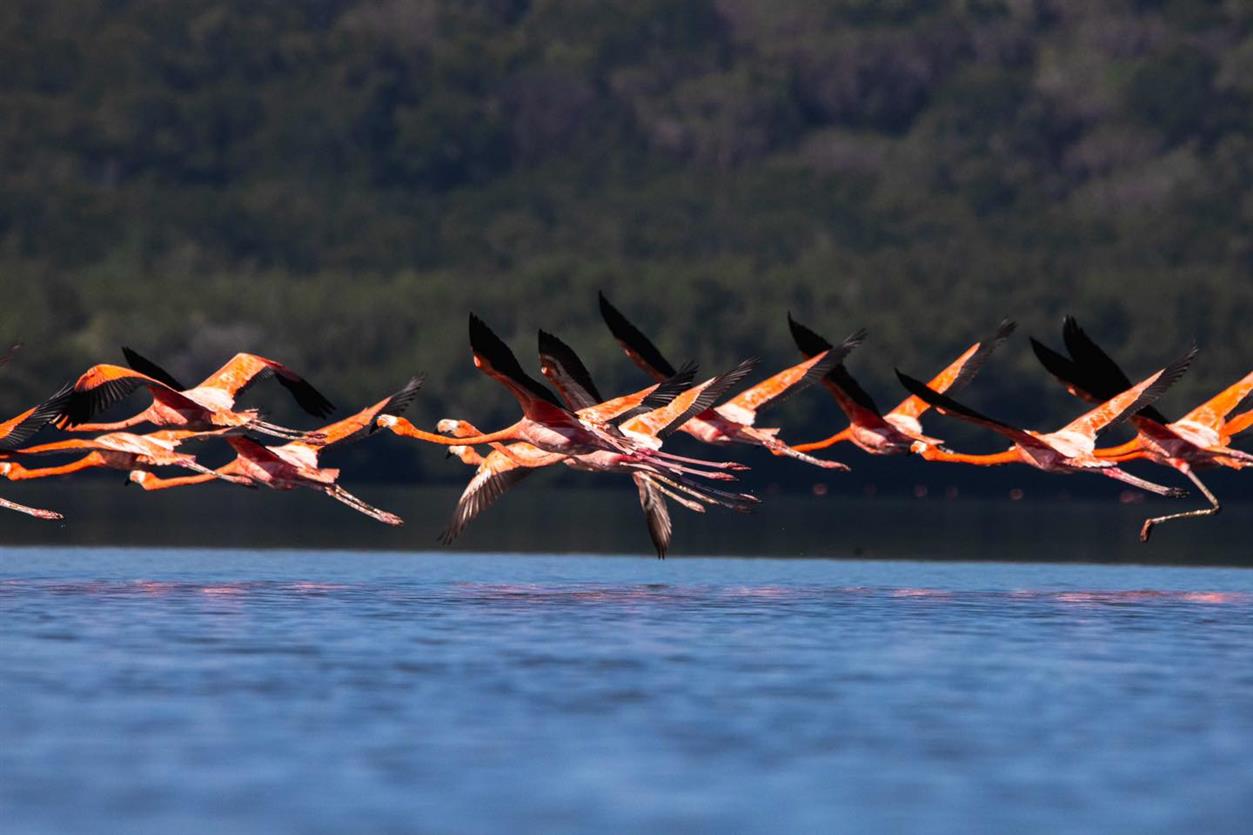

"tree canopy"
[3,1,1251,486]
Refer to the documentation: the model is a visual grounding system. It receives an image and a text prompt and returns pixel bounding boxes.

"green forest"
[3,0,1252,485]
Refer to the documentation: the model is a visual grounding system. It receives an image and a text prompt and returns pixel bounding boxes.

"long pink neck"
[136,472,219,491]
[68,414,147,433]
[387,417,522,446]
[792,426,853,453]
[4,454,107,480]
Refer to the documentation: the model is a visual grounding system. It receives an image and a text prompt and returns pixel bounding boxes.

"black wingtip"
[537,329,604,404]
[787,313,834,358]
[121,345,188,391]
[597,292,677,378]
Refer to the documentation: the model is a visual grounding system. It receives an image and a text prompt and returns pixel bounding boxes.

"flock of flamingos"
[1,293,1250,556]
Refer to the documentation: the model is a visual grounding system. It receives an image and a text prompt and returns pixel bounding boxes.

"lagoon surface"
[3,548,1252,834]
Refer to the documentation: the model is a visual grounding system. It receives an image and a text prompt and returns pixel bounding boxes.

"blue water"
[2,548,1252,834]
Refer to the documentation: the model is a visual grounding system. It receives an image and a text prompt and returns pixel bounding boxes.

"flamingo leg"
[1096,466,1188,498]
[321,483,403,526]
[65,415,148,433]
[0,495,62,520]
[1139,467,1220,543]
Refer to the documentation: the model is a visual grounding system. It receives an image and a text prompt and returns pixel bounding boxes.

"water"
[3,549,1252,834]
[1,481,1250,563]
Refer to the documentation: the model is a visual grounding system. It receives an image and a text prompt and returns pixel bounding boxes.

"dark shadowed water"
[3,547,1253,834]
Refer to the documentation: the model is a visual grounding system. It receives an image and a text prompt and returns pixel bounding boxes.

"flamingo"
[378,315,753,482]
[1,429,244,484]
[129,377,424,525]
[599,292,861,469]
[437,352,763,554]
[788,315,1016,455]
[896,347,1197,499]
[1032,316,1253,540]
[62,349,333,440]
[0,379,77,520]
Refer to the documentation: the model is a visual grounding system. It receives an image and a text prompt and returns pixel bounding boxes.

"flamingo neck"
[791,426,853,453]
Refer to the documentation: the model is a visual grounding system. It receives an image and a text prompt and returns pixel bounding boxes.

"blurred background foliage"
[2,0,1251,488]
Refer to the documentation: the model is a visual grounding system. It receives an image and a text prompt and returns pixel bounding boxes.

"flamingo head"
[127,470,151,486]
[436,418,474,436]
[0,461,13,477]
[375,414,400,430]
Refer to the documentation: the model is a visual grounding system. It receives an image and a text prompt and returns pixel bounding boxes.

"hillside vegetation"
[3,1,1251,484]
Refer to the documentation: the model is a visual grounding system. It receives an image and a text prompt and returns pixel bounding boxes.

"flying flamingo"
[1,429,245,484]
[378,315,754,482]
[788,315,1016,455]
[62,349,333,440]
[896,347,1197,499]
[0,379,77,520]
[599,292,861,469]
[1032,316,1253,540]
[437,352,762,553]
[129,377,424,525]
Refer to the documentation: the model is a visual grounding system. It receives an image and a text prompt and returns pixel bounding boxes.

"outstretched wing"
[0,380,74,449]
[633,473,672,559]
[311,375,426,448]
[122,347,189,392]
[63,364,200,426]
[1060,316,1171,424]
[724,328,867,421]
[890,320,1016,420]
[1057,347,1197,439]
[1177,369,1253,432]
[439,448,537,544]
[538,330,603,410]
[1223,407,1253,438]
[656,359,757,439]
[895,370,1046,451]
[787,313,886,428]
[608,362,699,425]
[469,314,569,420]
[194,353,335,418]
[599,291,677,380]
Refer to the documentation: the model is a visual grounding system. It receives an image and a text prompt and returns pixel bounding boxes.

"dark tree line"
[2,0,1251,488]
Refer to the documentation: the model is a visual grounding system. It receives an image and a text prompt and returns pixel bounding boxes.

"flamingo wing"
[1178,370,1253,432]
[63,365,200,426]
[633,473,673,559]
[600,362,699,425]
[0,380,74,449]
[194,353,335,418]
[655,359,757,439]
[1030,337,1102,403]
[895,370,1047,451]
[891,320,1016,420]
[439,448,537,544]
[726,328,866,419]
[468,314,569,421]
[121,346,189,391]
[1060,316,1171,424]
[787,314,887,429]
[306,375,426,448]
[226,435,287,464]
[598,291,677,381]
[1057,347,1197,439]
[1224,407,1253,439]
[538,330,603,410]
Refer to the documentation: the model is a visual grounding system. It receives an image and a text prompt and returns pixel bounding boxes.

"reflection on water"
[2,550,1252,834]
[0,480,1249,564]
